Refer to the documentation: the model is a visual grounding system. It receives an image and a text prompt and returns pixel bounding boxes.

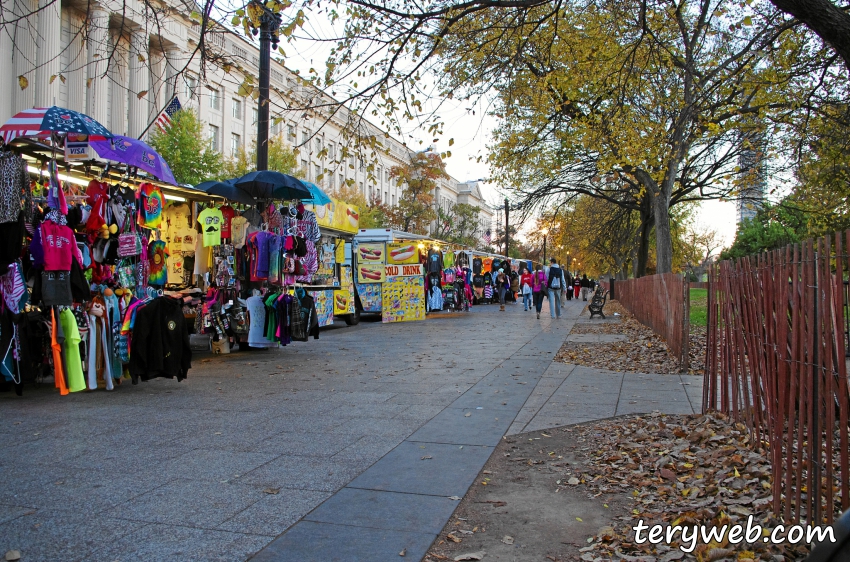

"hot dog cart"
[351,229,429,323]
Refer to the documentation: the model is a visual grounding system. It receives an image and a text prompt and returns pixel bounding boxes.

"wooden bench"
[588,287,608,319]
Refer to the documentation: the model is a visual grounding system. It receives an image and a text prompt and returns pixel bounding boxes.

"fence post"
[610,278,615,299]
[682,274,690,373]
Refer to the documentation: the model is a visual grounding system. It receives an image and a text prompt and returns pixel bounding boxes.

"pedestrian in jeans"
[547,258,565,318]
[495,268,509,311]
[580,274,591,301]
[520,269,533,311]
[531,264,547,319]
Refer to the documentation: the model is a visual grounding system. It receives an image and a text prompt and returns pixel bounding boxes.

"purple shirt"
[256,231,274,279]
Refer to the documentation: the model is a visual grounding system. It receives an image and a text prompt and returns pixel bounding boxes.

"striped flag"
[483,229,491,244]
[155,97,182,133]
[0,107,48,143]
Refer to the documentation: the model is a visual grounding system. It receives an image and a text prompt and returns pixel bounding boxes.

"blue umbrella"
[233,170,311,200]
[301,181,332,205]
[196,179,256,205]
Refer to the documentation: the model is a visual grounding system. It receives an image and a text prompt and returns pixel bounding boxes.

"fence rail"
[609,273,690,371]
[705,233,850,525]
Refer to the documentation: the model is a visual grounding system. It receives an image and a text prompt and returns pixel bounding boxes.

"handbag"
[41,270,73,306]
[116,258,136,288]
[283,256,296,274]
[118,217,143,257]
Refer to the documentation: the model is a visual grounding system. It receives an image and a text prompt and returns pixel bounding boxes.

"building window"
[301,159,308,176]
[231,98,242,120]
[392,193,395,206]
[359,181,363,194]
[209,88,220,110]
[252,107,258,125]
[329,174,335,190]
[301,128,310,145]
[385,169,390,183]
[314,164,321,182]
[378,167,383,184]
[184,75,198,98]
[271,116,281,136]
[359,159,364,172]
[209,124,220,152]
[287,124,296,141]
[339,174,345,188]
[315,137,322,155]
[384,191,387,203]
[328,143,335,160]
[230,133,241,157]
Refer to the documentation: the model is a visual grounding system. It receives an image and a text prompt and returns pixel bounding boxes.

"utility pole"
[256,5,281,171]
[504,197,509,258]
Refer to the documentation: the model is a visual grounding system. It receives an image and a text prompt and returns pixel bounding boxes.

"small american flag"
[155,97,182,133]
[483,229,491,244]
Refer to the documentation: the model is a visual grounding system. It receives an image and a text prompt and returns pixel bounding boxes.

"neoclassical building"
[0,0,494,242]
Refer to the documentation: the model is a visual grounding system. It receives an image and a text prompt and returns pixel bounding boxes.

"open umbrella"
[196,179,256,205]
[0,106,112,143]
[232,170,311,200]
[89,135,177,185]
[301,181,332,206]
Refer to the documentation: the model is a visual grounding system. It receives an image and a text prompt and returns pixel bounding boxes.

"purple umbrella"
[90,135,177,185]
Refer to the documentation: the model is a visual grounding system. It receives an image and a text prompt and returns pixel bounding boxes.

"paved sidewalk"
[0,296,701,561]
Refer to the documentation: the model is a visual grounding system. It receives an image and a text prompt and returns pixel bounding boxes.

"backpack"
[549,267,562,289]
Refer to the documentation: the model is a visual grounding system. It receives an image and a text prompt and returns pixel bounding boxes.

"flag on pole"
[155,97,182,133]
[483,229,491,244]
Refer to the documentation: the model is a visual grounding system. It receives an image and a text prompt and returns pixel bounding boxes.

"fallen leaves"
[501,535,514,545]
[263,488,280,495]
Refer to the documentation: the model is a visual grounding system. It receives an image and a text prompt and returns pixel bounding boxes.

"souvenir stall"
[469,250,514,304]
[0,107,202,395]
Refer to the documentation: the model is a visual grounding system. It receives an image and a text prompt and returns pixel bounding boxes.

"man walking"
[580,274,591,301]
[547,258,565,318]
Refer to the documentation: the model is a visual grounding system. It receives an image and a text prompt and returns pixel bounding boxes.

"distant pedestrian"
[531,264,547,319]
[509,271,520,304]
[564,272,573,301]
[520,269,533,311]
[547,258,565,319]
[580,274,591,301]
[495,268,509,311]
[573,275,581,299]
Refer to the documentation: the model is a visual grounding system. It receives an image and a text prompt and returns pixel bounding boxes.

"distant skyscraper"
[736,126,767,224]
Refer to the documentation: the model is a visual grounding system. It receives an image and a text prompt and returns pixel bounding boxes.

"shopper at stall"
[547,258,565,319]
[520,269,533,311]
[495,268,509,311]
[532,264,547,319]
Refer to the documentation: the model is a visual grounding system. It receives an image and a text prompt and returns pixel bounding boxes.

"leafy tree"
[720,202,807,259]
[387,151,446,234]
[222,134,301,179]
[433,203,482,246]
[148,109,222,186]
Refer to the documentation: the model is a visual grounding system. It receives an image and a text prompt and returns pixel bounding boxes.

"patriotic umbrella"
[0,106,113,144]
[89,135,177,185]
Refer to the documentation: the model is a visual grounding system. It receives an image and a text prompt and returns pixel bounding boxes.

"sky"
[276,12,740,253]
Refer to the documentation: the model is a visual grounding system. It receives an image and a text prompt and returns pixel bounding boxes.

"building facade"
[0,0,494,243]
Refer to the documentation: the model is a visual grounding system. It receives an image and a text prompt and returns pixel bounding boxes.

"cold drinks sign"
[385,264,423,277]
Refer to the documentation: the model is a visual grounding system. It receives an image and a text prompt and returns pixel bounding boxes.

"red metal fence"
[705,233,850,524]
[611,273,690,371]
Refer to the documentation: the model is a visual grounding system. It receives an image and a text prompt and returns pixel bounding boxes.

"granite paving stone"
[218,489,334,537]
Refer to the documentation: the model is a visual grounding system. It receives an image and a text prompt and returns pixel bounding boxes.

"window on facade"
[252,107,258,125]
[314,164,322,182]
[301,159,308,176]
[209,88,220,110]
[232,98,242,120]
[384,191,388,203]
[385,169,391,183]
[359,181,363,194]
[287,124,295,141]
[271,116,281,136]
[315,137,322,155]
[377,167,383,184]
[209,125,220,152]
[302,129,310,145]
[230,133,241,157]
[392,193,396,206]
[329,174,335,190]
[359,159,364,172]
[328,143,335,160]
[184,75,198,98]
[339,174,345,188]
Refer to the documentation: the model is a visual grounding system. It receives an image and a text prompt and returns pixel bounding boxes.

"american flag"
[483,229,491,244]
[155,97,182,133]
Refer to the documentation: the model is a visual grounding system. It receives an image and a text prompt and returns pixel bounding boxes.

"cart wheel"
[344,308,361,326]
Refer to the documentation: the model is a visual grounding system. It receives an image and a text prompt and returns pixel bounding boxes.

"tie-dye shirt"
[148,240,169,286]
[137,183,164,229]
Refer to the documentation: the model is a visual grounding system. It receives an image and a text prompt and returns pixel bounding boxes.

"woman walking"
[495,268,510,311]
[520,268,533,311]
[531,264,547,319]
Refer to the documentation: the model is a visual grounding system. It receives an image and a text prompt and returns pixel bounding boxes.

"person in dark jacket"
[580,274,591,301]
[129,296,192,383]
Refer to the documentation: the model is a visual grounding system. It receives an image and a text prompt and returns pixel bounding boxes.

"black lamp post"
[255,5,281,171]
[542,229,548,263]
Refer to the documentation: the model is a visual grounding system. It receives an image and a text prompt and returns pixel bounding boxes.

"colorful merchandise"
[137,183,164,229]
[197,207,223,247]
[148,240,169,286]
[219,205,236,238]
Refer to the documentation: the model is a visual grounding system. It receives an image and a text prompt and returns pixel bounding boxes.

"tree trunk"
[635,196,654,278]
[769,0,850,71]
[652,190,674,274]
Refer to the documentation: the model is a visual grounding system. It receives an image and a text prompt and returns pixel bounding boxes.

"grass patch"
[690,287,708,327]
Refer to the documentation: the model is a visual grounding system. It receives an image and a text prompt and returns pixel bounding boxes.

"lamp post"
[255,4,281,171]
[541,228,548,263]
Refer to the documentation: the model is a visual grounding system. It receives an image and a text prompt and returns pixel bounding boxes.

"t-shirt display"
[41,221,75,271]
[163,203,191,238]
[58,308,85,392]
[230,216,249,249]
[219,205,236,238]
[148,240,169,286]
[137,183,164,229]
[197,207,223,247]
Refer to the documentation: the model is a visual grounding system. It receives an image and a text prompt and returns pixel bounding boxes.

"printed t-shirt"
[230,216,249,248]
[41,221,75,271]
[168,251,184,281]
[148,240,169,286]
[482,258,493,273]
[193,234,211,276]
[163,203,191,238]
[197,207,223,247]
[137,183,164,229]
[219,205,236,238]
[50,309,69,396]
[59,308,86,392]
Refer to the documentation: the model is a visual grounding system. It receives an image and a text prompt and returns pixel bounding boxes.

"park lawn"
[690,287,708,327]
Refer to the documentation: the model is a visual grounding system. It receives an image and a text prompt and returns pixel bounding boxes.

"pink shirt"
[41,221,75,271]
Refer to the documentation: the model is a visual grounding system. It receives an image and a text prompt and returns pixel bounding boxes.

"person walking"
[532,264,547,319]
[573,275,581,299]
[495,268,509,311]
[580,274,591,301]
[520,268,533,311]
[564,271,573,301]
[547,258,565,318]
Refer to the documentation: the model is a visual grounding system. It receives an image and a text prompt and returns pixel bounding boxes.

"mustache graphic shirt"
[197,207,223,247]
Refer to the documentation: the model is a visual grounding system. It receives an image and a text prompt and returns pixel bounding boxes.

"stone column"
[85,7,110,125]
[108,33,127,136]
[127,29,149,138]
[12,0,37,113]
[148,49,165,124]
[35,0,62,107]
[66,13,87,114]
[164,47,181,100]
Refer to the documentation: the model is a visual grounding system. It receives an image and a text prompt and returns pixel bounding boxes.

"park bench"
[588,287,609,319]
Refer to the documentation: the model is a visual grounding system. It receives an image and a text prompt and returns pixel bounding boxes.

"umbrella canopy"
[89,135,177,185]
[196,179,256,205]
[301,181,332,206]
[232,170,311,200]
[1,106,112,144]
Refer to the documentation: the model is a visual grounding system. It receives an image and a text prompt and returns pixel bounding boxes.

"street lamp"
[541,228,549,263]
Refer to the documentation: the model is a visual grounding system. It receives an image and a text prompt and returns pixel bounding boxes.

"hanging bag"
[118,216,143,257]
[116,258,136,288]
